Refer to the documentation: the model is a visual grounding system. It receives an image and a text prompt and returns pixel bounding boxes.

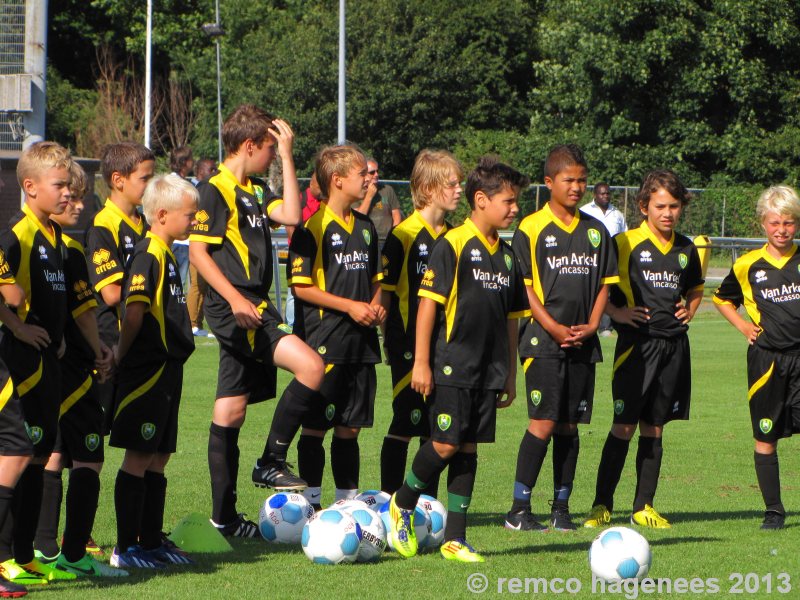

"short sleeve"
[380,231,404,291]
[85,225,124,292]
[367,221,383,284]
[683,245,704,294]
[511,228,533,285]
[124,252,157,307]
[508,250,530,319]
[65,244,97,319]
[418,238,456,305]
[713,268,743,308]
[0,233,18,285]
[190,181,229,245]
[600,226,619,285]
[287,226,316,286]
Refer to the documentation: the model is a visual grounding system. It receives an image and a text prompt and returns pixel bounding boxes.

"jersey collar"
[21,203,57,247]
[640,220,674,254]
[217,163,255,196]
[412,210,447,239]
[465,217,499,254]
[545,202,580,234]
[145,231,176,261]
[759,243,797,269]
[103,199,145,235]
[319,202,355,234]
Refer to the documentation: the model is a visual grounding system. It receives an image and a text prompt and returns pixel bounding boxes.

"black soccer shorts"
[303,364,376,430]
[387,362,430,438]
[54,360,104,463]
[427,385,497,445]
[524,356,594,424]
[747,345,800,443]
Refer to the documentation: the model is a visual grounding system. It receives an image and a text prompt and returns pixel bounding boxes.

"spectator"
[170,146,195,290]
[188,157,216,337]
[355,157,402,243]
[285,172,322,327]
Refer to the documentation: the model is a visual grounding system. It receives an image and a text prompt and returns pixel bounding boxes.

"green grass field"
[43,299,798,599]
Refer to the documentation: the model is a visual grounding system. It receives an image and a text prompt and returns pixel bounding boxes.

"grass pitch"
[43,300,798,599]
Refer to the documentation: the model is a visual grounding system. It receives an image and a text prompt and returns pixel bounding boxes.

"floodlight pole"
[202,0,224,164]
[337,0,346,144]
[144,0,152,149]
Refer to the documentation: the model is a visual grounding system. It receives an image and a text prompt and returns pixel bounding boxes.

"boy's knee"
[431,440,459,459]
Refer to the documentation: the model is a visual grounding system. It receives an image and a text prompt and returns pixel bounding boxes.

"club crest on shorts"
[587,228,601,248]
[442,365,452,376]
[318,345,327,355]
[614,399,625,415]
[403,351,412,361]
[28,425,42,445]
[141,423,156,440]
[505,254,512,270]
[530,390,542,406]
[437,414,452,431]
[410,409,421,425]
[678,253,688,269]
[85,433,100,451]
[362,229,371,245]
[325,404,336,421]
[759,418,773,434]
[531,337,539,346]
[278,323,292,334]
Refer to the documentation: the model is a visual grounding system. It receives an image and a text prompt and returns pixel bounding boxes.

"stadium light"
[202,0,225,163]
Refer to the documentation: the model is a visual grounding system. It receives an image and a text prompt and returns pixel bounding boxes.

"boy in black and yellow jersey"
[109,174,197,569]
[190,105,323,537]
[715,185,800,530]
[0,141,78,585]
[33,163,123,577]
[85,142,155,434]
[289,145,384,507]
[379,149,463,495]
[505,144,618,533]
[584,170,704,530]
[387,157,529,563]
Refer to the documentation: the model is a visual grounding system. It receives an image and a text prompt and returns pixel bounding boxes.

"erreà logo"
[587,228,601,248]
[92,249,111,265]
[130,274,146,286]
[196,210,209,223]
[437,414,452,431]
[678,253,688,269]
[470,248,482,262]
[421,269,434,287]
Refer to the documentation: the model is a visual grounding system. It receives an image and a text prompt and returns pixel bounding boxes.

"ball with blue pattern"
[258,492,314,544]
[301,508,362,564]
[589,526,651,582]
[417,495,447,549]
[378,500,430,552]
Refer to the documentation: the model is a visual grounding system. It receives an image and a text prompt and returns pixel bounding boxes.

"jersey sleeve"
[511,228,533,284]
[713,267,743,307]
[190,181,228,245]
[84,225,124,292]
[599,226,620,285]
[380,231,404,291]
[65,244,97,319]
[0,232,19,285]
[124,252,157,308]
[683,244,705,295]
[287,226,316,286]
[368,221,383,284]
[418,237,456,305]
[508,249,530,319]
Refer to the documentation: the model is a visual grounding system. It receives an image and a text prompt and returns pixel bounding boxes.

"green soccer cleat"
[388,494,417,558]
[55,553,129,578]
[583,504,611,528]
[631,504,671,529]
[440,539,485,563]
[0,560,45,587]
[17,558,76,582]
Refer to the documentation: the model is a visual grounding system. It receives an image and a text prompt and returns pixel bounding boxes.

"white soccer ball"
[301,508,362,564]
[258,492,314,543]
[417,495,447,549]
[330,499,388,562]
[329,498,371,514]
[589,526,652,582]
[378,501,430,552]
[354,489,391,512]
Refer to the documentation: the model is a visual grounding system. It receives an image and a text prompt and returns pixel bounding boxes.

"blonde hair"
[141,173,199,222]
[313,144,366,201]
[409,149,463,210]
[16,141,72,186]
[69,162,88,199]
[757,185,800,222]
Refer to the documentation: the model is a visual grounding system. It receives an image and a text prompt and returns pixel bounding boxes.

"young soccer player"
[505,144,618,532]
[0,141,78,584]
[289,145,385,508]
[189,105,324,537]
[84,142,155,434]
[379,149,463,495]
[387,156,529,563]
[583,169,704,530]
[109,174,197,569]
[714,185,800,530]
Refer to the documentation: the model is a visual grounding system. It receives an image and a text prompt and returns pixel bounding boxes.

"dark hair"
[594,182,609,193]
[100,142,155,186]
[222,104,275,156]
[636,169,691,208]
[169,145,194,174]
[194,157,216,180]
[544,144,586,179]
[465,155,529,209]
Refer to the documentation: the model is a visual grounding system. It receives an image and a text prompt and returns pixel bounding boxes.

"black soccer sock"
[298,434,325,506]
[262,381,319,463]
[443,452,477,542]
[0,485,14,563]
[633,436,663,513]
[34,469,62,558]
[395,441,448,510]
[754,451,784,514]
[62,468,101,563]
[511,431,549,512]
[380,436,409,494]
[418,438,442,499]
[208,422,240,525]
[331,436,360,494]
[552,433,580,508]
[140,471,167,550]
[593,433,631,512]
[13,463,44,565]
[115,470,145,551]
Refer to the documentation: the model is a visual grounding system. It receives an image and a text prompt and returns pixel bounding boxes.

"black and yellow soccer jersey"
[513,203,619,362]
[0,205,68,346]
[189,164,283,306]
[84,200,148,344]
[611,221,704,338]
[63,233,99,366]
[121,233,194,368]
[288,204,383,364]
[419,218,529,390]
[381,211,449,362]
[714,244,800,353]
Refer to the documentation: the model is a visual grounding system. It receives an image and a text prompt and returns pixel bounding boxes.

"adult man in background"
[188,157,216,337]
[355,157,402,243]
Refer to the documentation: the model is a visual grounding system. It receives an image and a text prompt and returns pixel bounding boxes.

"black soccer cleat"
[760,510,785,530]
[252,459,307,491]
[504,508,547,532]
[549,503,577,531]
[211,514,259,538]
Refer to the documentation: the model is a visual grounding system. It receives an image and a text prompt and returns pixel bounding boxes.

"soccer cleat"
[251,459,307,491]
[631,504,671,529]
[760,510,785,530]
[0,578,26,598]
[583,504,612,528]
[504,508,546,531]
[549,503,577,531]
[85,537,105,559]
[144,544,194,565]
[387,494,417,558]
[440,539,485,563]
[55,553,128,577]
[17,558,75,582]
[110,546,166,569]
[32,550,58,564]
[211,514,259,538]
[0,561,45,587]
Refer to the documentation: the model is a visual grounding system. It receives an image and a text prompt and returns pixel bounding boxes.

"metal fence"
[0,0,25,152]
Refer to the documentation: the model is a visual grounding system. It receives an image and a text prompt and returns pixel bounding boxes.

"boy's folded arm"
[292,284,375,326]
[525,284,573,345]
